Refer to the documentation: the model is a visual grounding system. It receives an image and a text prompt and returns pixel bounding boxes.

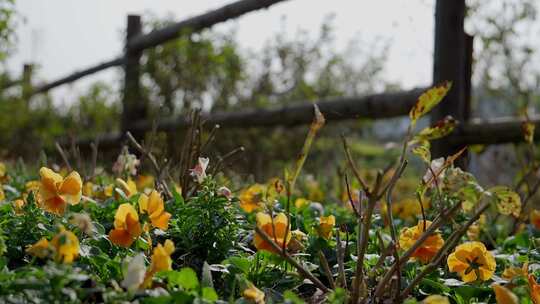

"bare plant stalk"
[201,124,220,153]
[341,135,369,193]
[318,251,336,289]
[384,161,408,300]
[352,173,382,303]
[89,142,98,180]
[288,104,325,192]
[282,105,325,252]
[336,229,348,289]
[212,146,245,175]
[126,131,172,199]
[55,142,72,172]
[345,174,360,217]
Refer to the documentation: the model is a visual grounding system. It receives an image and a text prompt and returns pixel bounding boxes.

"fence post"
[121,15,146,139]
[22,63,33,101]
[431,0,470,167]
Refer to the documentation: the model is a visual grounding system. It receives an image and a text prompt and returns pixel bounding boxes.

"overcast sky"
[9,0,435,102]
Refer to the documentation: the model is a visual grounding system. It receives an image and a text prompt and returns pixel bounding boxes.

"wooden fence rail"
[127,0,289,52]
[3,0,535,163]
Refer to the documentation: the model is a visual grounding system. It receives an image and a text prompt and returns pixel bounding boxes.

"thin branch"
[341,134,370,194]
[384,160,408,301]
[55,142,72,172]
[318,251,336,290]
[126,131,172,199]
[345,173,360,217]
[335,229,347,289]
[254,226,330,293]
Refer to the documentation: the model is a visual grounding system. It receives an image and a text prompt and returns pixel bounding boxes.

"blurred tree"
[138,16,391,179]
[467,0,540,117]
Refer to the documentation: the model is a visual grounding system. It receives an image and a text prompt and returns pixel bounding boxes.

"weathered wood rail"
[2,0,535,159]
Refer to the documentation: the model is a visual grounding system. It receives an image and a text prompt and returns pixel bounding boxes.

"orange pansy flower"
[447,241,496,282]
[253,212,291,253]
[399,220,444,263]
[317,215,335,240]
[531,210,540,230]
[142,239,175,288]
[139,190,171,231]
[116,178,137,198]
[109,203,142,247]
[38,167,82,215]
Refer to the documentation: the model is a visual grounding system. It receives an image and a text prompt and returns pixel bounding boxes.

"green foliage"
[169,179,239,268]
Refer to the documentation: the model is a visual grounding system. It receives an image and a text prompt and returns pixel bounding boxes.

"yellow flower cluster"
[109,190,171,248]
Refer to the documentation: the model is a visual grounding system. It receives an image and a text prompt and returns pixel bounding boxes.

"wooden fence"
[2,0,538,159]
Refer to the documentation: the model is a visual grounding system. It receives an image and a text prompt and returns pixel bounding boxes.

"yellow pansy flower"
[50,227,80,263]
[392,198,430,222]
[317,215,335,240]
[447,241,496,282]
[254,212,291,253]
[399,220,444,264]
[502,266,524,280]
[136,174,155,192]
[25,180,40,193]
[26,238,53,259]
[305,177,324,202]
[82,181,94,197]
[288,229,307,252]
[149,239,175,273]
[243,283,265,304]
[138,190,171,231]
[422,295,450,304]
[142,240,175,288]
[12,199,25,215]
[103,184,114,197]
[38,167,82,215]
[116,178,137,198]
[239,184,265,213]
[109,203,142,247]
[531,210,540,230]
[294,198,309,209]
[0,162,7,183]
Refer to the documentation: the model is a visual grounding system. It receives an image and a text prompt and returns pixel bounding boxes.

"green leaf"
[415,116,456,141]
[283,290,305,304]
[227,256,251,274]
[201,287,218,302]
[172,186,184,205]
[411,140,431,163]
[201,262,213,288]
[165,268,199,290]
[409,81,452,125]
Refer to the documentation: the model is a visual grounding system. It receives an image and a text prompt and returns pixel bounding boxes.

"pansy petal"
[148,190,164,216]
[109,229,135,248]
[150,211,171,231]
[126,213,142,238]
